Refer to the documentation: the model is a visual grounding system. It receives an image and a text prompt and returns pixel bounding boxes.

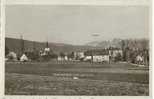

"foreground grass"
[5,73,149,95]
[5,62,149,95]
[5,62,149,83]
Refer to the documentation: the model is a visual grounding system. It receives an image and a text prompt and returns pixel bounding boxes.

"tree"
[60,52,65,58]
[26,50,39,61]
[120,40,126,61]
[129,50,137,63]
[120,40,129,61]
[42,54,51,61]
[50,53,58,59]
[68,52,74,59]
[5,46,9,56]
[114,53,122,62]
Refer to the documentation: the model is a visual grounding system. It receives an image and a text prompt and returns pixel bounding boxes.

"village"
[5,37,149,66]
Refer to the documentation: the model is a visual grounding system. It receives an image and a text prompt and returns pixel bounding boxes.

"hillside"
[5,37,94,54]
[5,37,149,55]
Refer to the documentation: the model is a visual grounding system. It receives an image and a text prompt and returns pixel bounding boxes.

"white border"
[151,0,154,98]
[6,0,150,5]
[148,0,152,97]
[0,0,5,96]
[0,0,152,98]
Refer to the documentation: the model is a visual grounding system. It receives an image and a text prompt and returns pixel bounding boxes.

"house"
[57,55,68,61]
[78,52,84,58]
[102,55,110,62]
[84,56,92,61]
[109,49,123,62]
[44,47,50,55]
[57,56,63,61]
[109,49,123,57]
[73,52,85,60]
[93,55,110,62]
[84,49,110,63]
[20,54,28,62]
[136,55,144,65]
[64,56,68,60]
[93,55,103,62]
[7,51,17,61]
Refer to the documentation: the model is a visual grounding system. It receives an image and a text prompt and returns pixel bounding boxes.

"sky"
[6,5,149,45]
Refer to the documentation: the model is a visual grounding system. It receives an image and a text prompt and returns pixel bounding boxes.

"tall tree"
[5,46,9,56]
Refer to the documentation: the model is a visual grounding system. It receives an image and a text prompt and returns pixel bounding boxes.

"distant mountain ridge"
[86,39,122,48]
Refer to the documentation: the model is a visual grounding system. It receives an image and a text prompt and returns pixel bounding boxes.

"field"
[5,61,149,95]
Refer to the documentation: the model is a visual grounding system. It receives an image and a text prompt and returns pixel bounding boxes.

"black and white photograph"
[4,1,151,96]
